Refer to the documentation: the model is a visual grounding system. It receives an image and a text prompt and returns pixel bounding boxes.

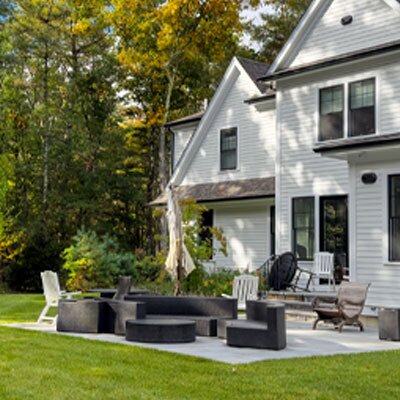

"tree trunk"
[42,43,50,211]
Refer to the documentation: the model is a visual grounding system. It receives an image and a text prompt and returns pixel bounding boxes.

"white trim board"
[269,0,400,74]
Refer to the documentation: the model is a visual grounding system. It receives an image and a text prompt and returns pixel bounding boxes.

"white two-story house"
[155,0,400,308]
[260,0,400,307]
[153,57,276,271]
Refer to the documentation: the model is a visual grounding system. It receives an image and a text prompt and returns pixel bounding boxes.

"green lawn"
[0,295,400,399]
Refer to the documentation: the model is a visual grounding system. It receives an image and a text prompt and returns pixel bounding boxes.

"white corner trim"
[269,0,332,74]
[383,0,400,14]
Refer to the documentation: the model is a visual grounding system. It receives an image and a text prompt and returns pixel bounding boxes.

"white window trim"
[315,72,381,143]
[383,169,400,266]
[219,126,240,173]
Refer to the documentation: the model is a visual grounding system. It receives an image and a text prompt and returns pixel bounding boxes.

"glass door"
[320,196,348,281]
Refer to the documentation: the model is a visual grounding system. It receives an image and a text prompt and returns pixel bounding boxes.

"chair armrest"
[61,291,81,299]
[312,295,337,309]
[221,294,233,299]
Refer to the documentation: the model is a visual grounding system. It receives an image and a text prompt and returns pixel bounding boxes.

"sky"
[240,3,271,49]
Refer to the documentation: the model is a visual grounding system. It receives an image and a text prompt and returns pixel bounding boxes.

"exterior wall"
[172,123,197,169]
[181,70,275,185]
[351,159,400,308]
[208,199,274,272]
[276,54,400,272]
[292,0,400,67]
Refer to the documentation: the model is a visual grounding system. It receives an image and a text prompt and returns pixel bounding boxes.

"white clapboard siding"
[292,0,400,68]
[181,70,276,185]
[173,125,197,169]
[277,54,400,255]
[211,199,274,271]
[352,160,400,308]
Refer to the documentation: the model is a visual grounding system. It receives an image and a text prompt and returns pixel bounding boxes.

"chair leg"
[37,304,50,323]
[358,320,364,332]
[337,321,346,333]
[312,318,321,330]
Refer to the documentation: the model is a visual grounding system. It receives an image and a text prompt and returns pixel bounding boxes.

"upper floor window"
[319,78,376,141]
[319,85,344,141]
[389,175,400,262]
[220,128,237,171]
[349,78,376,137]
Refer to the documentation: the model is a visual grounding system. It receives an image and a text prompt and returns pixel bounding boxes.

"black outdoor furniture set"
[217,300,287,350]
[268,252,313,292]
[57,276,146,335]
[126,318,196,343]
[124,295,238,337]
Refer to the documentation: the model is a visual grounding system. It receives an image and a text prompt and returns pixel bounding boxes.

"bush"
[62,229,135,291]
[183,266,241,297]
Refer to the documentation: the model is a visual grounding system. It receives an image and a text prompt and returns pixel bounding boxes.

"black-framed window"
[389,175,400,262]
[319,85,344,141]
[349,78,375,137]
[270,206,275,256]
[220,128,237,170]
[199,209,214,260]
[292,197,314,261]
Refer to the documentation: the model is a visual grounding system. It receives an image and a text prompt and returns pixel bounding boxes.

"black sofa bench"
[125,295,237,337]
[57,298,146,335]
[217,300,286,350]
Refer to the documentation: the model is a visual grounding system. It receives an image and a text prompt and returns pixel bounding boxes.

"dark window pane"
[293,197,314,261]
[349,79,375,137]
[389,176,400,261]
[220,128,237,170]
[199,209,214,260]
[319,85,344,141]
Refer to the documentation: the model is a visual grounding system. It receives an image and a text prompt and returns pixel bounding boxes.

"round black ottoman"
[126,319,196,343]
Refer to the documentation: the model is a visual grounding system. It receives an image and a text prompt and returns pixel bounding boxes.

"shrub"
[62,229,135,291]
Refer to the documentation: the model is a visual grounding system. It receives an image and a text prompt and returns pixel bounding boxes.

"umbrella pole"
[174,238,183,296]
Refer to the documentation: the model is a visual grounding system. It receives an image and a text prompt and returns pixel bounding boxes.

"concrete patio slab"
[3,321,400,364]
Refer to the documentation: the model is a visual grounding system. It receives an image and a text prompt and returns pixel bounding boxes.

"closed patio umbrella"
[165,185,195,295]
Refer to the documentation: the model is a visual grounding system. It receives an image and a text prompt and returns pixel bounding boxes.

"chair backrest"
[41,271,62,305]
[268,252,297,291]
[314,252,334,275]
[113,276,132,300]
[337,282,369,311]
[232,275,259,306]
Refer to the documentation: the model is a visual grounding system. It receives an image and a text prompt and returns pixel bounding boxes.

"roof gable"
[170,57,268,186]
[269,0,400,74]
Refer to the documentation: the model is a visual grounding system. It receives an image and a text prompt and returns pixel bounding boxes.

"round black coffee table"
[126,319,196,343]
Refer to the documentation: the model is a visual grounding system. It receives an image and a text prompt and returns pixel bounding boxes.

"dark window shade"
[292,197,314,261]
[389,176,400,262]
[220,128,237,170]
[319,85,344,141]
[349,79,375,137]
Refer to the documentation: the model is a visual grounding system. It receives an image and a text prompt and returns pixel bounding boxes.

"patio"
[5,320,400,364]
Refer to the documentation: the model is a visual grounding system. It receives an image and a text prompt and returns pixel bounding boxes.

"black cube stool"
[126,319,196,343]
[379,308,400,341]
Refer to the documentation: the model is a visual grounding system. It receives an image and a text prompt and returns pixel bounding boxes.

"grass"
[0,295,400,399]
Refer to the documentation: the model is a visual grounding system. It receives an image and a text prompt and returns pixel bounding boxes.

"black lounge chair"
[268,252,313,292]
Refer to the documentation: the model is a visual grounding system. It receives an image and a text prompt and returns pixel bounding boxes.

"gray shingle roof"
[150,177,275,206]
[236,57,270,92]
[165,111,204,128]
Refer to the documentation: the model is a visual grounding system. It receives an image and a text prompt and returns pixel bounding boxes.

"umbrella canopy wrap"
[165,186,195,292]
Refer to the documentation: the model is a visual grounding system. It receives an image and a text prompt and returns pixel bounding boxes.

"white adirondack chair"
[313,252,335,291]
[37,271,81,324]
[222,274,259,310]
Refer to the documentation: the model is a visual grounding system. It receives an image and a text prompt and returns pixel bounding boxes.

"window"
[319,78,376,141]
[349,78,375,136]
[319,85,344,141]
[292,197,314,261]
[220,128,237,170]
[389,175,400,262]
[270,206,275,256]
[199,209,214,260]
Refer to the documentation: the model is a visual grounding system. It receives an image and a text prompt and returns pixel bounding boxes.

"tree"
[248,0,312,63]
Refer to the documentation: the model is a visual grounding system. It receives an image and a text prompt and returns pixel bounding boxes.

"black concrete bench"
[218,300,287,350]
[57,298,146,335]
[125,295,237,337]
[126,319,196,343]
